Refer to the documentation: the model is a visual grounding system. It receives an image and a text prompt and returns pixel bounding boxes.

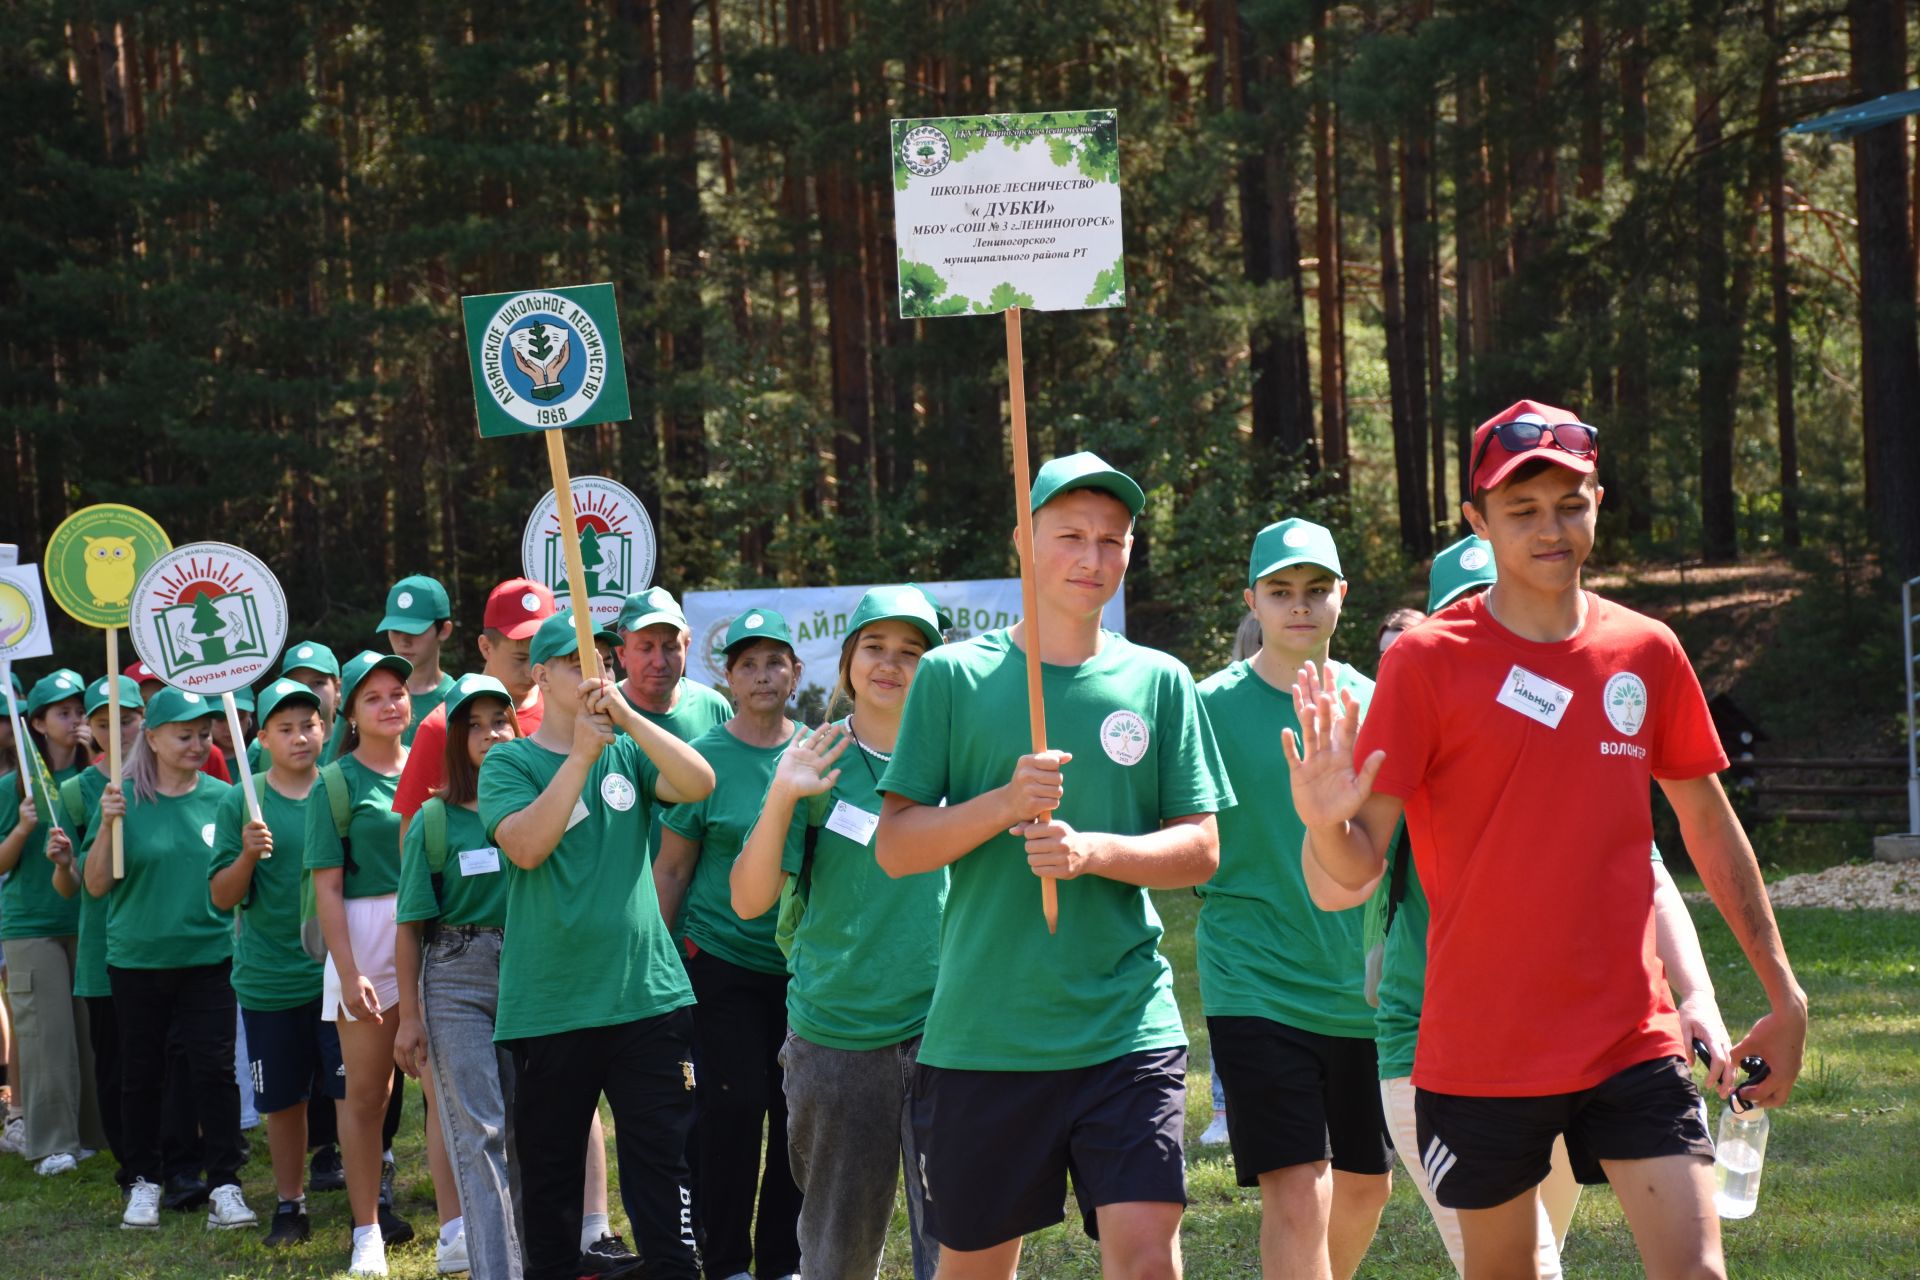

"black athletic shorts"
[911,1045,1188,1251]
[242,998,345,1114]
[1207,1015,1393,1184]
[1415,1055,1714,1211]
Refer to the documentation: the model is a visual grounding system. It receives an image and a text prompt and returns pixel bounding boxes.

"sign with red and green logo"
[129,542,289,696]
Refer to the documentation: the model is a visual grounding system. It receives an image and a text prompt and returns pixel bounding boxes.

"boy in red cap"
[1287,400,1806,1279]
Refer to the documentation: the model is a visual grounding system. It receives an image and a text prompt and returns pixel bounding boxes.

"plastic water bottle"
[1713,1105,1770,1219]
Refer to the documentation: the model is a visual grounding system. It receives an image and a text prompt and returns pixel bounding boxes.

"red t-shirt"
[202,743,230,783]
[391,690,544,818]
[1355,592,1728,1097]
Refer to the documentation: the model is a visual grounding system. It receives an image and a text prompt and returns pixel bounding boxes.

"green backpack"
[1361,820,1412,1008]
[416,796,453,942]
[58,775,88,835]
[773,822,822,962]
[299,762,353,963]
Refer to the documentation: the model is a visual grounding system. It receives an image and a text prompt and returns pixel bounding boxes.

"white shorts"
[322,894,400,1024]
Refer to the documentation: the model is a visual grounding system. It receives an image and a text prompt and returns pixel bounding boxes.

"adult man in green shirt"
[1196,518,1392,1280]
[876,453,1234,1280]
[479,609,716,1280]
[379,574,458,744]
[615,587,733,744]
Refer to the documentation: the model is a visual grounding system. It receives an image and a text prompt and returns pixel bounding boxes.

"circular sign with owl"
[44,504,173,630]
[129,542,289,696]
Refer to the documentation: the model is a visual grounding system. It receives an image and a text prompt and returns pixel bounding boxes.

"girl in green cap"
[0,670,101,1177]
[656,608,806,1280]
[85,688,254,1232]
[729,585,947,1280]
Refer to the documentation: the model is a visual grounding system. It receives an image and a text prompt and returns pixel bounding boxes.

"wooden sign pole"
[1006,307,1059,935]
[544,430,603,684]
[104,627,125,878]
[223,691,265,843]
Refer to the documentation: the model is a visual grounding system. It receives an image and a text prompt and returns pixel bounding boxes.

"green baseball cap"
[529,611,621,668]
[378,574,451,635]
[26,669,87,716]
[1029,451,1146,518]
[145,686,218,728]
[618,586,688,634]
[1248,517,1343,586]
[280,640,341,680]
[256,678,323,726]
[723,608,795,655]
[84,675,145,717]
[445,673,514,723]
[229,687,256,715]
[845,585,943,650]
[1428,535,1497,612]
[340,650,413,709]
[8,671,21,697]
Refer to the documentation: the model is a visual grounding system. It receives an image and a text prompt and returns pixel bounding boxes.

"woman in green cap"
[305,649,430,1275]
[730,585,947,1280]
[656,607,806,1280]
[84,687,254,1232]
[0,668,102,1177]
[393,674,521,1280]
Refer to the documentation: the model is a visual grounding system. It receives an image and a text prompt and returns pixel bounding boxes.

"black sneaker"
[379,1156,397,1206]
[263,1200,311,1246]
[308,1145,345,1193]
[162,1173,210,1212]
[573,1255,649,1280]
[580,1232,641,1274]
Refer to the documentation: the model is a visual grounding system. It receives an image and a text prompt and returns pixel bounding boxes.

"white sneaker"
[437,1225,469,1274]
[350,1229,390,1276]
[0,1115,23,1156]
[122,1178,163,1229]
[206,1183,258,1230]
[1198,1113,1231,1146]
[35,1151,77,1176]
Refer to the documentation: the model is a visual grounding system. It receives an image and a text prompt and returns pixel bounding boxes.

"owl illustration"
[83,536,138,606]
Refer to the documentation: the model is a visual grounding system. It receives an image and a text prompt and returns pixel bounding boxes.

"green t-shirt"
[405,672,458,747]
[303,755,403,899]
[64,766,112,997]
[245,739,265,776]
[1196,659,1376,1037]
[662,723,799,976]
[210,775,322,1011]
[632,678,735,870]
[479,734,692,1040]
[102,774,233,971]
[878,630,1236,1072]
[782,728,947,1051]
[0,764,83,939]
[397,802,508,929]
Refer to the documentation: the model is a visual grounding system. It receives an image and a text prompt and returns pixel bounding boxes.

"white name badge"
[566,797,590,830]
[824,799,880,847]
[458,847,502,877]
[1496,664,1574,730]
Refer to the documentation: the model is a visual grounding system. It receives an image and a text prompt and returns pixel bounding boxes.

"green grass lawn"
[2,889,1915,1278]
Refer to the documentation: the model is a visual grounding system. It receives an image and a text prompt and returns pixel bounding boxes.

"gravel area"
[1688,861,1920,912]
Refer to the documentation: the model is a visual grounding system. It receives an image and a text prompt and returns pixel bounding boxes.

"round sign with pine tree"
[128,542,288,696]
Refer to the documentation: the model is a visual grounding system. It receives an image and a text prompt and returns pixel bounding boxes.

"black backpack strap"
[797,821,821,898]
[1383,821,1412,938]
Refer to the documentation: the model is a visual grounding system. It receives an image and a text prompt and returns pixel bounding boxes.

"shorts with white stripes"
[1414,1056,1714,1211]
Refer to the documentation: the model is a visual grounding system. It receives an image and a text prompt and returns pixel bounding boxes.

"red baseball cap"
[1470,399,1599,493]
[124,660,162,686]
[484,579,557,640]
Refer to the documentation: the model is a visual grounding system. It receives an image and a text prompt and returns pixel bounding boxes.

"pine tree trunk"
[816,0,873,532]
[1763,0,1799,548]
[1617,8,1654,536]
[1312,0,1347,491]
[1693,3,1738,562]
[659,0,708,504]
[1401,101,1437,545]
[1374,123,1430,555]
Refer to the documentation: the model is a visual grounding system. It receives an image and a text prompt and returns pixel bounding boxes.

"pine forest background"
[8,0,1920,674]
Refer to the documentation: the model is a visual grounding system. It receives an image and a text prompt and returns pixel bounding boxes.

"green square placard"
[461,283,631,438]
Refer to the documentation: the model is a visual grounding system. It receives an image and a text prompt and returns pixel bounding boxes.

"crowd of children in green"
[0,399,1806,1280]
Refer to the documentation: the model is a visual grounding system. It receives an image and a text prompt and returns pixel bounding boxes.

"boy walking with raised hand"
[479,610,716,1280]
[1196,518,1391,1280]
[1288,400,1806,1280]
[876,452,1234,1280]
[379,575,459,743]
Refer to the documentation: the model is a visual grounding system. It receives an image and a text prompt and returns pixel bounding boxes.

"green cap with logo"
[340,650,413,709]
[1248,517,1343,587]
[617,586,688,634]
[280,640,341,680]
[84,675,145,717]
[1029,451,1146,518]
[256,677,323,726]
[378,574,452,635]
[445,673,514,723]
[845,585,944,650]
[529,611,620,668]
[723,608,795,655]
[1428,535,1497,612]
[146,686,217,728]
[26,669,87,717]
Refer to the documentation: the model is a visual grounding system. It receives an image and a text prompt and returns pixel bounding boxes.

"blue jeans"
[781,1032,938,1280]
[422,927,520,1280]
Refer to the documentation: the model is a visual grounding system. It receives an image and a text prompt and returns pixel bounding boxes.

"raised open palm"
[1281,659,1386,830]
[776,721,853,798]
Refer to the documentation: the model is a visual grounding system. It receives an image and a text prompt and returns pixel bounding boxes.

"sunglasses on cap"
[1471,413,1600,483]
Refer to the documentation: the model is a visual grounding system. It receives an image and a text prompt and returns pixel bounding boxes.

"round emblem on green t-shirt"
[601,773,637,812]
[1100,709,1150,766]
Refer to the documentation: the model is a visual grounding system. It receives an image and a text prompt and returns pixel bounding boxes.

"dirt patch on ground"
[1686,861,1920,911]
